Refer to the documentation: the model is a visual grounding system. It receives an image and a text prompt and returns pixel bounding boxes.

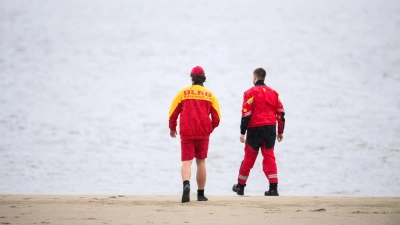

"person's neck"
[254,80,265,86]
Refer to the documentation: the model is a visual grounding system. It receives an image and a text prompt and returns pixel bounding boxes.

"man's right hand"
[277,133,283,142]
[170,130,177,138]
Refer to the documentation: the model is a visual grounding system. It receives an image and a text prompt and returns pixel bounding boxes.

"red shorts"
[181,139,209,161]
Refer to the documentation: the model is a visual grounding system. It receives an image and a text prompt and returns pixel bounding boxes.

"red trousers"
[238,142,278,184]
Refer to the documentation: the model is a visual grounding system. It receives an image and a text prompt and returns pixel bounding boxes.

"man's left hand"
[239,134,246,143]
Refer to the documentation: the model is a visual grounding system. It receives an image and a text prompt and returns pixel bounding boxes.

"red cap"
[191,66,205,76]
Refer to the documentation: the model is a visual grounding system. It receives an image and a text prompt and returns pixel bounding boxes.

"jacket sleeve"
[210,94,221,131]
[240,90,254,135]
[276,95,285,134]
[168,91,183,131]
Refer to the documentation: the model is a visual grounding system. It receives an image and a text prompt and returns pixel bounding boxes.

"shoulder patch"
[247,96,254,104]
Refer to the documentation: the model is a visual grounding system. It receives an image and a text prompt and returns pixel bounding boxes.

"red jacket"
[169,85,221,139]
[240,80,285,134]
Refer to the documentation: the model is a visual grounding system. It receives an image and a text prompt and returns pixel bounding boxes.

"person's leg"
[236,127,263,185]
[233,127,263,195]
[181,139,196,181]
[232,143,259,195]
[194,139,209,189]
[237,143,259,185]
[196,158,208,201]
[181,139,196,203]
[261,147,279,196]
[181,160,192,203]
[196,158,206,189]
[196,160,208,201]
[194,139,209,201]
[261,147,278,183]
[181,160,193,181]
[261,126,279,196]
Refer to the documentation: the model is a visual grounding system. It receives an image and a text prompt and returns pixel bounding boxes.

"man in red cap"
[169,66,221,203]
[232,67,285,196]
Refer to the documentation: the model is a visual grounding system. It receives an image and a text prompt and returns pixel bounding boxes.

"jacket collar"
[254,80,265,86]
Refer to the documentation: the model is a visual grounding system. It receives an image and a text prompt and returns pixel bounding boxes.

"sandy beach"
[1,195,399,225]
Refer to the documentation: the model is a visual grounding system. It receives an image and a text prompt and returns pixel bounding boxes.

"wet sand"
[0,195,399,225]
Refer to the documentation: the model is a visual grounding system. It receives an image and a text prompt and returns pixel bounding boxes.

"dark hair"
[253,68,266,80]
[190,74,206,85]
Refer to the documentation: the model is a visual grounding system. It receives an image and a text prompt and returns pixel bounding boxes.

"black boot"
[197,189,208,201]
[265,183,279,196]
[232,183,246,195]
[182,180,190,203]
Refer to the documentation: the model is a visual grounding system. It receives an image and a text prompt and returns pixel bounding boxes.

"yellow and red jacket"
[169,85,221,139]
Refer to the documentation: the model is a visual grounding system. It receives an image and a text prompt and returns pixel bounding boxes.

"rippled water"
[1,0,399,196]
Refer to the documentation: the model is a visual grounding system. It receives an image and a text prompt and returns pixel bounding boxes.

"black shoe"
[264,189,279,196]
[232,183,246,195]
[182,184,190,203]
[197,195,208,201]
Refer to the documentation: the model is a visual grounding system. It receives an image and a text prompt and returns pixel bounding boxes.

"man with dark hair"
[232,67,285,196]
[169,66,221,203]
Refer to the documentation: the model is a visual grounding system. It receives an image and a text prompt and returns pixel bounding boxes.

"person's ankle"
[197,189,204,196]
[269,183,278,190]
[183,180,190,188]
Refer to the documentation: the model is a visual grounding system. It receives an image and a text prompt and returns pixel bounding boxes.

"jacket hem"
[180,135,210,140]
